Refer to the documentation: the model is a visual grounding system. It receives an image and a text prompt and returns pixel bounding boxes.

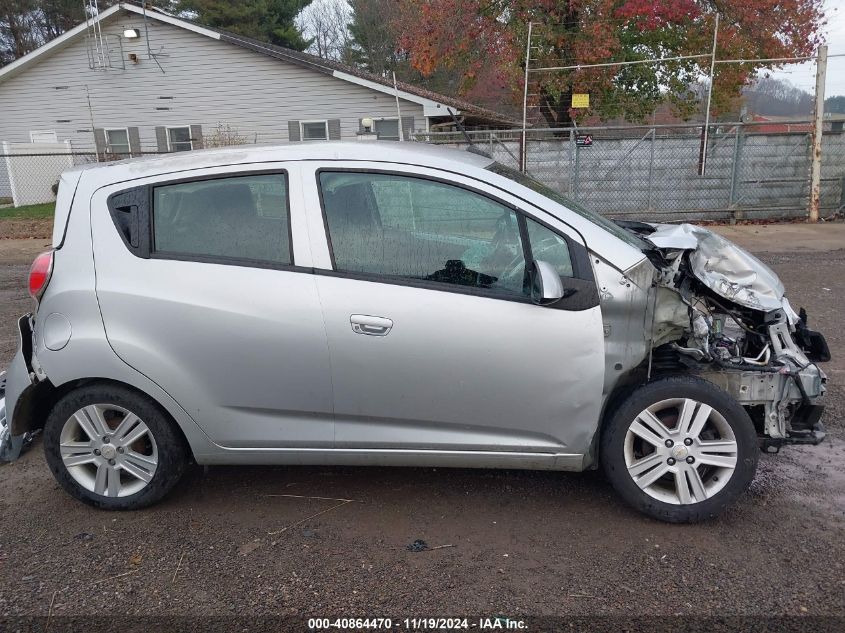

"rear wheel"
[43,384,187,510]
[601,375,758,523]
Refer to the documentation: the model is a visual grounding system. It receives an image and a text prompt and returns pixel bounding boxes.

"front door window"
[319,172,529,297]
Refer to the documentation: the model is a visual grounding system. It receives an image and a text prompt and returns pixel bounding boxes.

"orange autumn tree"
[397,0,825,126]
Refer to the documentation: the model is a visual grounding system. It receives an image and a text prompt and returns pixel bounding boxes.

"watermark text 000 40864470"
[4,616,844,633]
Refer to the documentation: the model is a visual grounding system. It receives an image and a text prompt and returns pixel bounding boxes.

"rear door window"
[152,173,292,265]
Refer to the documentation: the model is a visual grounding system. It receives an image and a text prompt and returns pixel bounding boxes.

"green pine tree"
[176,0,313,51]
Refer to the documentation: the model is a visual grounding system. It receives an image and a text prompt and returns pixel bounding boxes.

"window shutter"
[128,127,141,156]
[288,120,301,142]
[190,124,204,149]
[93,128,106,160]
[155,126,169,152]
[401,116,415,141]
[327,119,341,140]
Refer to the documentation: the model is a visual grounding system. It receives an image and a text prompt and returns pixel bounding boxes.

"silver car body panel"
[51,169,84,247]
[90,163,335,449]
[592,256,654,399]
[2,142,827,469]
[6,174,220,458]
[299,160,606,456]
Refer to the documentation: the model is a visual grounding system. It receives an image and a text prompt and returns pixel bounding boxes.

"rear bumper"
[0,315,37,462]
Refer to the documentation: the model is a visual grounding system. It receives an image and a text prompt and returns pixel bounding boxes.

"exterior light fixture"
[361,117,374,132]
[123,29,141,39]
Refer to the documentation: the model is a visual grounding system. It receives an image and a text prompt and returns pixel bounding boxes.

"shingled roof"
[202,27,521,127]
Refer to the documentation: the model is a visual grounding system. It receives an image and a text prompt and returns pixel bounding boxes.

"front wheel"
[601,375,759,523]
[43,384,187,510]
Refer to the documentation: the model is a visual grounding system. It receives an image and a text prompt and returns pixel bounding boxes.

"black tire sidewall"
[601,375,759,523]
[43,384,186,510]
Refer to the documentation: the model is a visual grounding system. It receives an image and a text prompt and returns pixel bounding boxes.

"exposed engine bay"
[613,222,829,449]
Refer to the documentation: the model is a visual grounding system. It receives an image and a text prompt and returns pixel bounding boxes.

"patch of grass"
[0,202,56,219]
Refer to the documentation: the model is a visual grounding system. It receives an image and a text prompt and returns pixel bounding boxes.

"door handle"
[350,314,393,336]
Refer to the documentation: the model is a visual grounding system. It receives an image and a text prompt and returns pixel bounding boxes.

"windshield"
[486,162,648,251]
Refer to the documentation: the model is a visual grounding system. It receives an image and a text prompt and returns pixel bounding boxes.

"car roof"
[72,141,494,182]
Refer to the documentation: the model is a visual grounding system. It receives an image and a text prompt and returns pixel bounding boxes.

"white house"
[0,1,515,161]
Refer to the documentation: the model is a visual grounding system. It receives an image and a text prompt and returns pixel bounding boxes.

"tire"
[601,375,758,523]
[43,383,187,510]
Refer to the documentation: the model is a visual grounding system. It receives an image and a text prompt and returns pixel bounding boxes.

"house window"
[105,128,131,155]
[167,127,193,152]
[374,119,400,140]
[30,130,58,143]
[301,121,328,141]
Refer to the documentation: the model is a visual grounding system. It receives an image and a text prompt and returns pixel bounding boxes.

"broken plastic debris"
[407,539,429,552]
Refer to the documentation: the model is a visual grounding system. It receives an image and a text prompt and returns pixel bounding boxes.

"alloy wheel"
[623,397,738,505]
[59,404,158,498]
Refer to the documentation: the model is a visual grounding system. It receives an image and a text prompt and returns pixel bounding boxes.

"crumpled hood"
[645,223,786,312]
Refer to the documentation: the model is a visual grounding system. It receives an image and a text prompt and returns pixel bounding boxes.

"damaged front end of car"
[628,222,829,452]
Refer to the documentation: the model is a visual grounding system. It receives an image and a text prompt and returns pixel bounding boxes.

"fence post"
[568,129,575,196]
[808,44,827,223]
[573,140,581,197]
[729,125,744,222]
[647,128,656,211]
[519,131,526,173]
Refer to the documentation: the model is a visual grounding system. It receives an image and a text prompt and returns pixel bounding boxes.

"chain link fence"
[0,148,158,211]
[2,124,843,223]
[1,150,96,209]
[416,121,845,222]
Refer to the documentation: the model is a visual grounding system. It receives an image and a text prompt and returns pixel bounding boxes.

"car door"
[303,164,605,456]
[90,164,334,449]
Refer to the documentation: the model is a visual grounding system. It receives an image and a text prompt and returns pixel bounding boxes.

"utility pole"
[520,21,533,173]
[809,44,827,223]
[699,13,719,176]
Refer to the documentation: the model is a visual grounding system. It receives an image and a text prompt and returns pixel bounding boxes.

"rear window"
[152,173,292,264]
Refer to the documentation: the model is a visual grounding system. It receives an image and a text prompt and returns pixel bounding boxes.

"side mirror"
[530,259,566,305]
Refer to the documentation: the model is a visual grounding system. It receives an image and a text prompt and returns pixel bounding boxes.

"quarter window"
[152,173,291,264]
[526,217,573,278]
[167,127,193,152]
[105,128,130,155]
[319,172,528,296]
[301,121,329,141]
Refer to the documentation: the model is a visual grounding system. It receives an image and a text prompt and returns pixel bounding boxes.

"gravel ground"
[0,219,52,240]
[0,237,844,625]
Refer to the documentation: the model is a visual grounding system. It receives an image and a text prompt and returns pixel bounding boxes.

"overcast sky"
[771,0,845,96]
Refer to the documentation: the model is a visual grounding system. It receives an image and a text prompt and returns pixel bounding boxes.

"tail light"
[28,250,54,301]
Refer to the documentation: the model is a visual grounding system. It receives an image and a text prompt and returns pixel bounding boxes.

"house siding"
[0,9,424,153]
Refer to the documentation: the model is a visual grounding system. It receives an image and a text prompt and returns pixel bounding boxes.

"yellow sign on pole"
[571,93,590,108]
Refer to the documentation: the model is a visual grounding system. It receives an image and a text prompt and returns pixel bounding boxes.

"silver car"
[0,142,829,522]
